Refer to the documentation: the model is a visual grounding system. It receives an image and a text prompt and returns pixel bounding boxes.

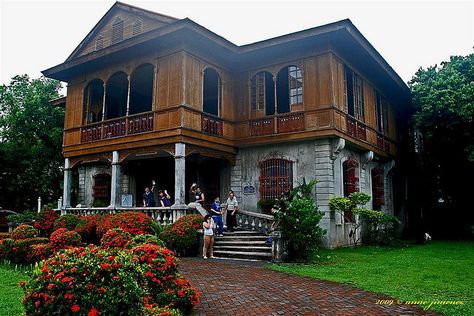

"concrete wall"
[231,140,318,212]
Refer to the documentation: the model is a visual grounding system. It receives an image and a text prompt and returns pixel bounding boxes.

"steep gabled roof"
[66,1,178,62]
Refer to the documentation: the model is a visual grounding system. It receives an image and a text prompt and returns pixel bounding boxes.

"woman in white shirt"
[202,215,215,259]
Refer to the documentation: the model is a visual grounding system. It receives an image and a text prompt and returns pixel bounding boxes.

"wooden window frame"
[288,66,303,106]
[250,72,266,111]
[342,159,359,222]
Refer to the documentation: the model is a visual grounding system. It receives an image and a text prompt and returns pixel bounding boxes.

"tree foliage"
[273,179,326,261]
[408,54,474,238]
[409,54,474,161]
[0,75,64,211]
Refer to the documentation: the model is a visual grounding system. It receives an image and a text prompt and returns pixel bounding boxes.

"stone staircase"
[213,230,272,261]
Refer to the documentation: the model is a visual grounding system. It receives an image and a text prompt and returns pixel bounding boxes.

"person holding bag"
[202,215,215,259]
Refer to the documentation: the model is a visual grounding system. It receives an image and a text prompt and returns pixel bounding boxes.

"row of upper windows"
[344,65,390,134]
[82,62,389,134]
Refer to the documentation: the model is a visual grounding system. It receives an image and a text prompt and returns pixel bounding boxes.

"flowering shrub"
[49,228,82,251]
[126,234,165,248]
[21,244,199,315]
[11,224,38,240]
[27,243,54,263]
[0,232,11,240]
[53,214,81,231]
[100,228,132,249]
[35,209,59,237]
[160,215,203,253]
[0,237,49,263]
[75,215,101,244]
[97,212,155,236]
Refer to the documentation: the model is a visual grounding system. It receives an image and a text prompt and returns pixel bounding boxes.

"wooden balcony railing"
[201,114,223,136]
[277,112,305,133]
[346,115,367,141]
[103,118,126,139]
[249,117,274,136]
[81,122,102,143]
[249,112,305,136]
[128,112,154,135]
[80,111,154,143]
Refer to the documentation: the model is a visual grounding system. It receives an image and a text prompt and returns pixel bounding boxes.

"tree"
[408,54,474,238]
[0,75,64,211]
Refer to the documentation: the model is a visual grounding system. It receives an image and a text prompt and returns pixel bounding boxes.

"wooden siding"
[63,49,400,159]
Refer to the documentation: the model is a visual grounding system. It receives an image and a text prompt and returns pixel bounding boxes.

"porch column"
[110,151,122,208]
[172,143,186,208]
[63,158,72,209]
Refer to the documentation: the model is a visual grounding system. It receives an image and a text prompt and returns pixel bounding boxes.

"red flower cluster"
[0,232,11,240]
[11,224,38,240]
[28,243,53,263]
[34,209,59,237]
[53,214,82,231]
[49,228,82,251]
[0,237,49,263]
[160,214,203,253]
[100,228,131,249]
[97,212,155,236]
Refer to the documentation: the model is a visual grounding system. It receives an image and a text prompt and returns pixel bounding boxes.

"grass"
[271,241,473,315]
[0,263,31,316]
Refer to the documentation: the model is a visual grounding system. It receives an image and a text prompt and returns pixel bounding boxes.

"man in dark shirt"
[143,186,156,207]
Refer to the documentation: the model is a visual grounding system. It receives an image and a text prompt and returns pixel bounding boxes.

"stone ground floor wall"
[230,137,396,248]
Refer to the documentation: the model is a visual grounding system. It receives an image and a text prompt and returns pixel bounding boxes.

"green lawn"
[272,241,473,316]
[0,265,30,316]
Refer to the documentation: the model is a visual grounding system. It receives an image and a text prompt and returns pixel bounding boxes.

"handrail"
[61,206,198,226]
[235,209,275,234]
[237,209,274,220]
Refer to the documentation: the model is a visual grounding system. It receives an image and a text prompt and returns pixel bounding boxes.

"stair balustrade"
[236,210,274,234]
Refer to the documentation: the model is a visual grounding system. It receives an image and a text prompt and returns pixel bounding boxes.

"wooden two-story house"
[43,2,411,248]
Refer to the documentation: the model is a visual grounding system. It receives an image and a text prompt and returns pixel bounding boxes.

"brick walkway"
[179,258,437,316]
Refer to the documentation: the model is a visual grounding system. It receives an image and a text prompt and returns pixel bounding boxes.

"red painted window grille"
[371,168,385,210]
[93,174,111,202]
[343,159,359,222]
[259,158,293,200]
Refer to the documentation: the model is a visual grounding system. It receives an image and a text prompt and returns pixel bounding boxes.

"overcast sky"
[1,0,473,90]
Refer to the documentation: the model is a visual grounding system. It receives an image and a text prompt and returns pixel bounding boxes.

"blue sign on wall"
[243,185,256,195]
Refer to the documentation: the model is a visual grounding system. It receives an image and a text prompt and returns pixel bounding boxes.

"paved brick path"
[180,258,437,316]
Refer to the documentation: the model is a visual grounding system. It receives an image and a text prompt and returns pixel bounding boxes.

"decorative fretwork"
[249,118,274,136]
[128,112,154,135]
[201,114,223,136]
[277,112,304,133]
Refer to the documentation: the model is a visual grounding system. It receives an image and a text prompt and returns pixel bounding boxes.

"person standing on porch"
[225,190,239,232]
[188,183,207,216]
[210,197,224,237]
[158,190,172,207]
[202,215,215,259]
[143,184,156,207]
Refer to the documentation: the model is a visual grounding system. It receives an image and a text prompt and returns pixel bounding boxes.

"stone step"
[223,230,265,236]
[217,235,268,241]
[214,245,271,252]
[213,250,272,260]
[214,240,269,246]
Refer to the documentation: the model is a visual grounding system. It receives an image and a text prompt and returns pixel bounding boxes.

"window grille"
[251,72,266,111]
[259,158,293,200]
[93,174,111,201]
[353,74,364,121]
[343,159,359,222]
